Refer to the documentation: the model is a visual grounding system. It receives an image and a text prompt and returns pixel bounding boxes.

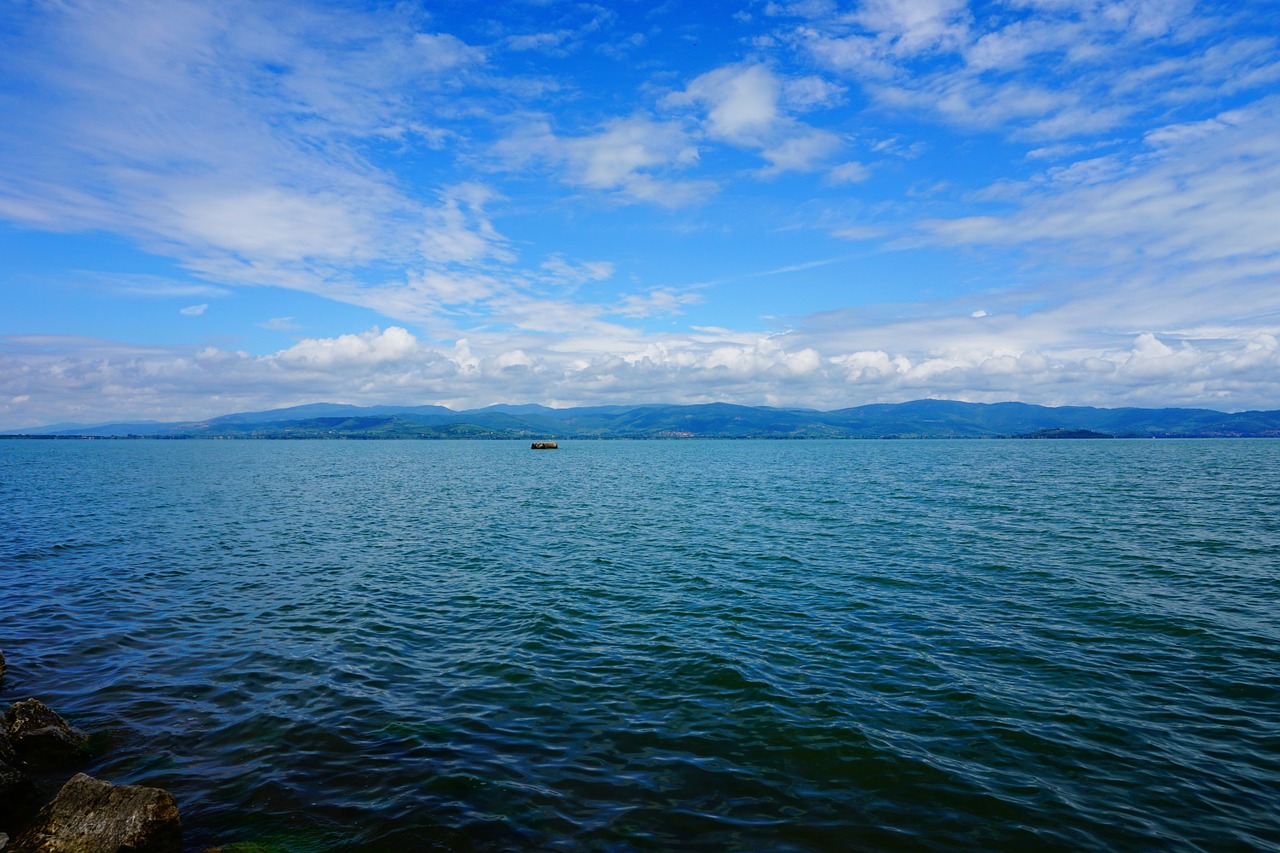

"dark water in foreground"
[1,439,1278,852]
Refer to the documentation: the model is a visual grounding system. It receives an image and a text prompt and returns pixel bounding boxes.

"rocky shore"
[0,649,182,853]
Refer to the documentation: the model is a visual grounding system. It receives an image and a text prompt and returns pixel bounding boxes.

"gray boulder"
[2,699,88,768]
[11,773,181,853]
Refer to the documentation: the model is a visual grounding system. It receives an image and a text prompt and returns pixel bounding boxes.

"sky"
[2,0,1279,428]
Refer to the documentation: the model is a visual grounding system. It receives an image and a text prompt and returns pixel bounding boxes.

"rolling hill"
[5,399,1280,439]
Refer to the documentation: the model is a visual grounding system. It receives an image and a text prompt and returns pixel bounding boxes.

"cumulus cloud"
[7,318,1280,431]
[668,63,782,146]
[277,326,419,368]
[665,62,844,174]
[563,118,704,200]
[759,129,844,175]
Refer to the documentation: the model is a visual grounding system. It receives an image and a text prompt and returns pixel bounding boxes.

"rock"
[0,727,17,767]
[0,754,39,833]
[2,699,89,768]
[1,724,39,829]
[11,773,181,853]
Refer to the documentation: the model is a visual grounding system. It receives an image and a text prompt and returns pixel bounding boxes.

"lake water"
[2,439,1278,851]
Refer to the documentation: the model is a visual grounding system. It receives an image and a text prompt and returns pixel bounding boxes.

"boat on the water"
[531,441,558,450]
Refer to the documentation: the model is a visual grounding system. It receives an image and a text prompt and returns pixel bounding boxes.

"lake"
[2,439,1278,851]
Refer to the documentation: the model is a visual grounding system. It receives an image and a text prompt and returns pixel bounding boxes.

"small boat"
[531,441,558,450]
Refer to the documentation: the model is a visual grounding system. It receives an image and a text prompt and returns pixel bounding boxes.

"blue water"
[2,439,1278,851]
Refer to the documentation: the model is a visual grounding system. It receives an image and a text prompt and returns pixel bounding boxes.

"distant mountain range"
[5,399,1280,439]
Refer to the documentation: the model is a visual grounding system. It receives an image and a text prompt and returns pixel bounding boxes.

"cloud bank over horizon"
[2,0,1278,428]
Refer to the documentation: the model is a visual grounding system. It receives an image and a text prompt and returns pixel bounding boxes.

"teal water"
[1,439,1278,851]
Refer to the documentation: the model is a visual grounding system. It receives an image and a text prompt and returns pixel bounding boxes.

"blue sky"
[2,0,1279,428]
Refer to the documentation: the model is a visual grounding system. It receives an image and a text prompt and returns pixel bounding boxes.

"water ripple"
[2,439,1279,851]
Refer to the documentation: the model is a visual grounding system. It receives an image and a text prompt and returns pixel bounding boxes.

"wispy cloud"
[86,273,231,299]
[613,288,702,318]
[492,115,714,206]
[0,1,510,312]
[782,0,1277,141]
[925,99,1280,270]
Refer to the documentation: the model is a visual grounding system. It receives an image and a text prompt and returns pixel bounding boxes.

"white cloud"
[1143,117,1232,148]
[0,1,665,355]
[277,326,419,368]
[412,32,486,71]
[760,129,843,175]
[87,273,231,299]
[825,161,871,185]
[498,5,615,56]
[493,116,713,206]
[782,75,846,110]
[832,224,885,240]
[538,255,616,287]
[964,19,1072,72]
[787,0,1274,142]
[0,0,501,312]
[925,98,1280,268]
[176,189,373,262]
[854,0,971,55]
[765,0,839,18]
[666,62,845,174]
[668,63,782,146]
[355,269,501,321]
[799,29,898,80]
[613,288,702,318]
[567,118,700,192]
[420,183,513,266]
[180,304,209,316]
[6,321,1280,431]
[506,31,574,52]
